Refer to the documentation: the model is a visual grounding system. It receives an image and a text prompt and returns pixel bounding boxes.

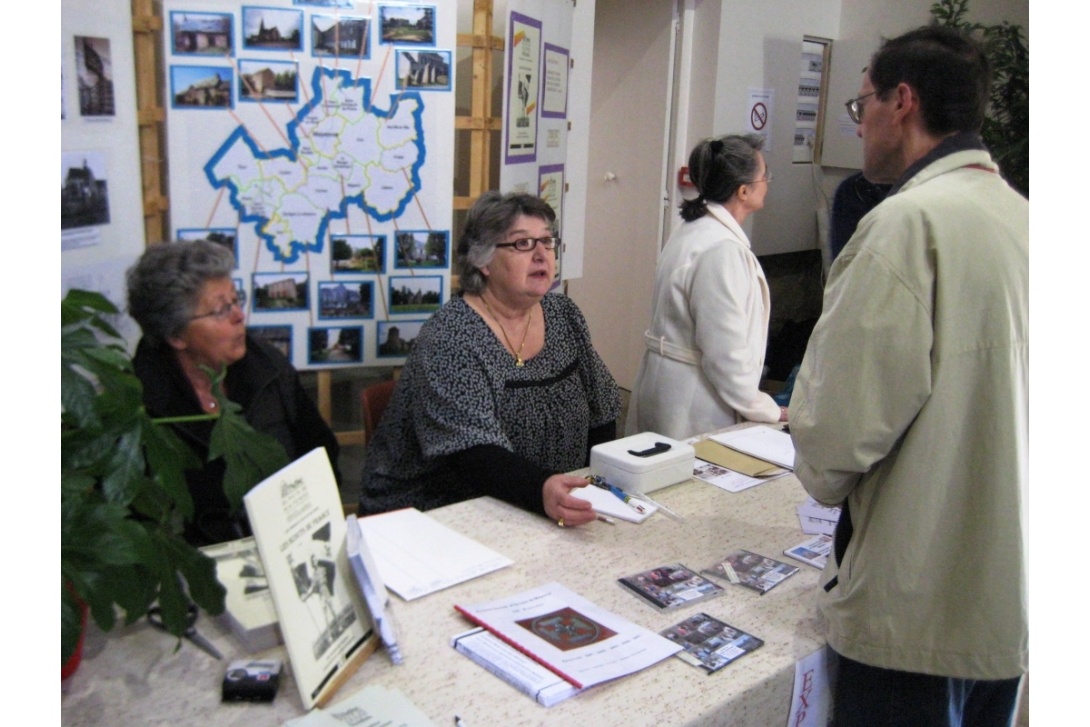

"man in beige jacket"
[789,26,1028,726]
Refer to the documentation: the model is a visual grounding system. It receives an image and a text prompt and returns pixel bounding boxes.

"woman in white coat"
[627,134,786,440]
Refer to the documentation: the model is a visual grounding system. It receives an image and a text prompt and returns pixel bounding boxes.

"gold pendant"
[515,356,524,367]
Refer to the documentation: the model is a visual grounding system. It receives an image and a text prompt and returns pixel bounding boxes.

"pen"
[597,514,616,525]
[455,717,469,727]
[587,476,646,513]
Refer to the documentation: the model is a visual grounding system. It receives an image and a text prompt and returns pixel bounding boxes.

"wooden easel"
[129,1,504,443]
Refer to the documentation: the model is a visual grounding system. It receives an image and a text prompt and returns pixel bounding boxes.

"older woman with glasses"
[627,134,786,441]
[126,239,339,545]
[360,191,620,528]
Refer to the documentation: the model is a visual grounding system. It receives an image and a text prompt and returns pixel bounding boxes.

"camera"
[221,659,282,703]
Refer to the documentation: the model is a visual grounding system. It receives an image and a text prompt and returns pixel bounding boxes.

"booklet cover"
[784,534,833,569]
[618,563,726,611]
[660,612,765,673]
[454,582,681,690]
[703,550,800,595]
[243,448,377,710]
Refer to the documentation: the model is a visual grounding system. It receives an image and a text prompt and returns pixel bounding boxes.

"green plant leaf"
[142,415,199,519]
[62,580,84,664]
[205,368,290,510]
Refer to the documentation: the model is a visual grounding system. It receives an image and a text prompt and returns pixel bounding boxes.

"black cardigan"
[134,334,340,545]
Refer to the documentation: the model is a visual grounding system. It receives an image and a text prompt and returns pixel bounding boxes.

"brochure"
[784,534,833,569]
[454,582,681,690]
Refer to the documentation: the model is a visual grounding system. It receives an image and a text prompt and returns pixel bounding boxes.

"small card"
[660,612,764,673]
[703,550,800,594]
[784,534,833,569]
[618,564,725,611]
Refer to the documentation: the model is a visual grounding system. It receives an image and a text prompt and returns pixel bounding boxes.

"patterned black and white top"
[359,293,621,516]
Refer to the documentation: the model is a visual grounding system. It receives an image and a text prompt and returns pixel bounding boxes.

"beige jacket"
[790,148,1028,679]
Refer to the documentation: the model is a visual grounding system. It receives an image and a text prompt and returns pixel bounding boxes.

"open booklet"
[454,582,681,691]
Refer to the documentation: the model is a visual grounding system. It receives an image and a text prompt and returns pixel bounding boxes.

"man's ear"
[167,335,187,352]
[892,82,918,122]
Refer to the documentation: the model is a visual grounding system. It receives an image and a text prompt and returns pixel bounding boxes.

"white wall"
[61,0,147,344]
[709,0,842,257]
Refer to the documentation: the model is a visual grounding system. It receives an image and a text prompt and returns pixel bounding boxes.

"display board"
[162,0,456,370]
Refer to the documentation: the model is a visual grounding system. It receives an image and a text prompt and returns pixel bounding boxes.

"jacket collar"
[704,202,751,249]
[889,131,994,196]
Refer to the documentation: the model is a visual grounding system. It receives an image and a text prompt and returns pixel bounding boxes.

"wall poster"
[162,0,455,370]
[500,0,574,281]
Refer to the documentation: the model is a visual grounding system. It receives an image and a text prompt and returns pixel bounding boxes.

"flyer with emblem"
[454,582,681,690]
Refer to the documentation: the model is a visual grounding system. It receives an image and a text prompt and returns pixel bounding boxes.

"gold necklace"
[481,295,533,367]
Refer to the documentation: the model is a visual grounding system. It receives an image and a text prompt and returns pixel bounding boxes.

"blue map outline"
[204,66,426,264]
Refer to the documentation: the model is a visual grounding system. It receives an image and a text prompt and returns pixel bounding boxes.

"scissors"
[147,603,223,660]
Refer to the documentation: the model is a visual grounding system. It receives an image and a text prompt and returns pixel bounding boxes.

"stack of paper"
[797,497,841,535]
[357,508,513,601]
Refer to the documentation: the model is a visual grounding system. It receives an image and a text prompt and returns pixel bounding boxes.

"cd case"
[703,549,800,594]
[660,612,764,673]
[618,563,725,611]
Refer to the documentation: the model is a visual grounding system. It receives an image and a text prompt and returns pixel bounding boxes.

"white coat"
[626,202,780,440]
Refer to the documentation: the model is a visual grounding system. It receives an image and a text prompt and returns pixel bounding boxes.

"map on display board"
[163,0,454,370]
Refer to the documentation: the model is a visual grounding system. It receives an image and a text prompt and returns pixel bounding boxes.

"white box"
[590,433,695,495]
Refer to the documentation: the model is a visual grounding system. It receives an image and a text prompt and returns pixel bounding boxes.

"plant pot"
[62,599,88,680]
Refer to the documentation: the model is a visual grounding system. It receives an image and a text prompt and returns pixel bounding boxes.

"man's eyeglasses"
[192,292,246,321]
[845,91,877,124]
[495,236,561,252]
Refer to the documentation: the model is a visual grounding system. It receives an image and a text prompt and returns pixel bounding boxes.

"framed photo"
[330,234,385,275]
[252,272,308,311]
[308,326,363,365]
[318,281,374,320]
[242,6,304,51]
[75,36,115,117]
[311,15,370,59]
[170,64,233,109]
[239,59,298,103]
[379,4,435,46]
[393,230,448,269]
[395,50,450,91]
[376,319,425,358]
[177,227,238,266]
[248,324,293,359]
[169,11,233,56]
[388,275,442,314]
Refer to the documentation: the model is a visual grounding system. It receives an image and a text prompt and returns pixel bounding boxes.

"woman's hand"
[542,474,596,527]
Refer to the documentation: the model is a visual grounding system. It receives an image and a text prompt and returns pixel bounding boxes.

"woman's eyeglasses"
[192,292,246,321]
[495,236,561,252]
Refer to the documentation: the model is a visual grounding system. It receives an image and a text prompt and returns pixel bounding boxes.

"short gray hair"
[126,239,235,345]
[456,191,556,294]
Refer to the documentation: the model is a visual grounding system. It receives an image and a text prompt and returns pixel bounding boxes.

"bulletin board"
[161,0,456,371]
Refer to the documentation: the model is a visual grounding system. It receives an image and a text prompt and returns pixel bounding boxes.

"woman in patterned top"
[359,192,620,527]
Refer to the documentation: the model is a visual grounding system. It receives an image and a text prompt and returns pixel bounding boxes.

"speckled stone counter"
[62,426,826,727]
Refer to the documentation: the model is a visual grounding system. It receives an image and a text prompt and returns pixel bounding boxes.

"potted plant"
[931,0,1028,196]
[61,289,289,671]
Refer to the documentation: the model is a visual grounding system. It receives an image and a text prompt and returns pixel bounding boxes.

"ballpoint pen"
[586,475,645,514]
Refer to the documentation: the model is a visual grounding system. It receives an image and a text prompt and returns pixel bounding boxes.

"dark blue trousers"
[832,650,1022,727]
